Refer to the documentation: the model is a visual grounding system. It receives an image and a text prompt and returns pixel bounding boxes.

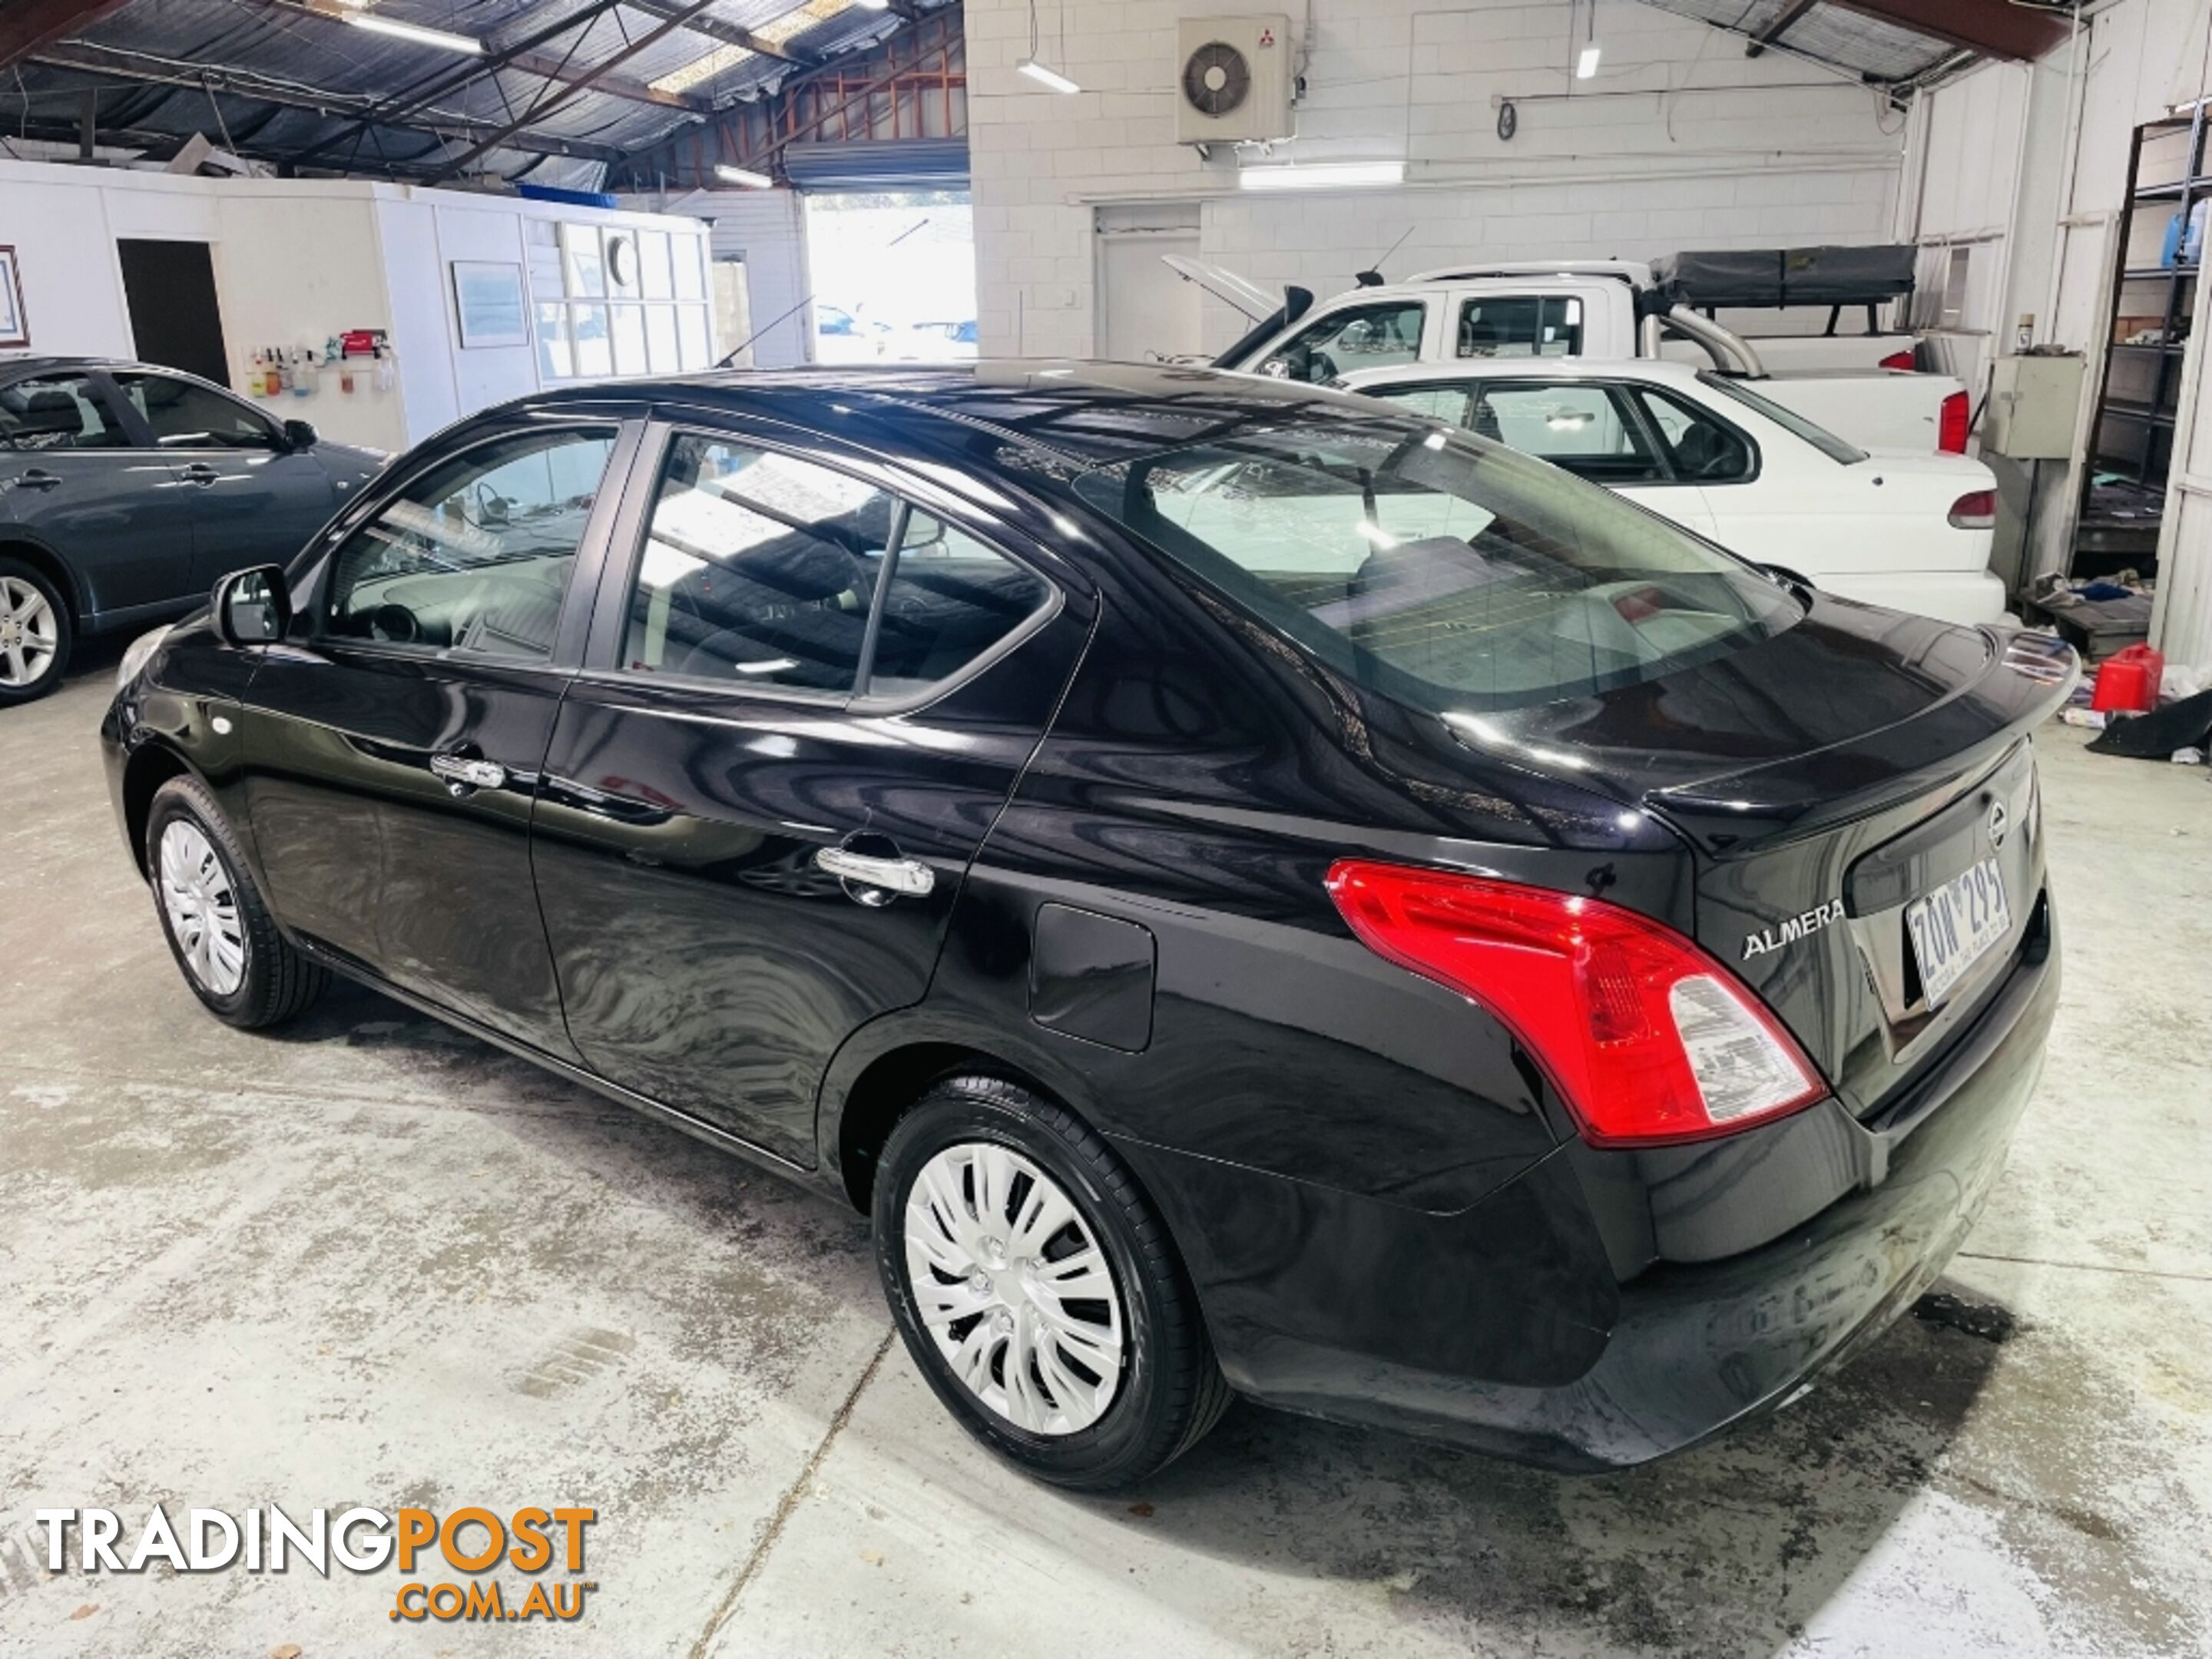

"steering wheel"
[369,603,419,644]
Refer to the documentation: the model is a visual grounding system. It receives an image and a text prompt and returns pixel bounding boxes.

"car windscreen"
[1071,418,1800,712]
[1696,373,1868,464]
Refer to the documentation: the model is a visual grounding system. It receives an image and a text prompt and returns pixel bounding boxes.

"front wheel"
[874,1076,1230,1490]
[145,775,326,1028]
[0,558,71,705]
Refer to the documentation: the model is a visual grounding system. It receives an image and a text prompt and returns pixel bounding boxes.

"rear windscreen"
[1072,417,1800,711]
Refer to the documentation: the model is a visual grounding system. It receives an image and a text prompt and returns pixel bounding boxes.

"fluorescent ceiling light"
[715,164,774,188]
[1017,58,1081,94]
[1576,44,1601,78]
[1239,161,1403,192]
[343,12,483,54]
[651,41,754,95]
[755,0,853,47]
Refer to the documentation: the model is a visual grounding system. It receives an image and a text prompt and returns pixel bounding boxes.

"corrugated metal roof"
[1632,0,1965,86]
[1,0,955,190]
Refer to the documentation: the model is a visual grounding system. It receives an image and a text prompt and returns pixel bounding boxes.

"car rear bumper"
[1126,902,2058,1472]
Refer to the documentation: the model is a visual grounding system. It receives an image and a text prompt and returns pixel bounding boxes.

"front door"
[0,369,200,620]
[240,418,638,1055]
[530,422,1085,1164]
[104,369,341,587]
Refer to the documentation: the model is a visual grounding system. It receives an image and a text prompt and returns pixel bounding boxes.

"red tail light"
[1948,488,1997,529]
[1326,861,1826,1147]
[1879,349,1918,371]
[1938,390,1970,453]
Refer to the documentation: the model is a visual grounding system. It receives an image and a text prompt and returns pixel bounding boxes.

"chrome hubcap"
[0,575,58,687]
[903,1142,1126,1435]
[158,821,245,995]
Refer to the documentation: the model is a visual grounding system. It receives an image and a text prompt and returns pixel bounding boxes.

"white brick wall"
[968,0,1909,359]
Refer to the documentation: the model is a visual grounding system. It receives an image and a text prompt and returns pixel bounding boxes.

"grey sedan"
[0,358,387,703]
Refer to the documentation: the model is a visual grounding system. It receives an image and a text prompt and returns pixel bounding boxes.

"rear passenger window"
[1476,383,1663,482]
[620,435,1054,699]
[1455,296,1582,358]
[623,435,896,691]
[1629,387,1754,482]
[324,427,614,657]
[866,515,1051,698]
[0,376,125,450]
[1391,381,1667,485]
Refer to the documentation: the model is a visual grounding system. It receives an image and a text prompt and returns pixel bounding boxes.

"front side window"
[111,373,278,450]
[1631,386,1756,482]
[1072,416,1796,710]
[622,436,896,692]
[1259,301,1426,383]
[324,428,615,657]
[1456,296,1582,359]
[1368,380,1667,485]
[0,376,126,450]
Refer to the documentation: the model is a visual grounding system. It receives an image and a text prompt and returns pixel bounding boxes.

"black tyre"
[0,556,72,705]
[145,774,326,1028]
[874,1075,1231,1490]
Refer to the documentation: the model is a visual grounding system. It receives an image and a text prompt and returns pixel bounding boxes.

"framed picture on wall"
[450,260,528,349]
[0,246,28,349]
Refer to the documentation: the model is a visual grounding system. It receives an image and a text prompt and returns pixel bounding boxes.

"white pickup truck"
[1174,250,1969,456]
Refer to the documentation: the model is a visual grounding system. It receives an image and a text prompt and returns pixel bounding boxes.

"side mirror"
[213,565,292,646]
[282,419,318,452]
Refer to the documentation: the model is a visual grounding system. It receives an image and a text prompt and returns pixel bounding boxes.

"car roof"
[1334,359,1708,388]
[508,360,1413,472]
[0,356,123,377]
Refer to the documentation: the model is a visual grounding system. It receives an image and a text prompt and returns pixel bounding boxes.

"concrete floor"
[2,648,2209,1659]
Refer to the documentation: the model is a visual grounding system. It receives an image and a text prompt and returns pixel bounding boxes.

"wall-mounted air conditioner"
[1175,16,1295,146]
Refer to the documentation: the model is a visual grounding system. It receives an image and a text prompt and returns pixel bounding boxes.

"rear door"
[103,369,340,587]
[241,415,640,1056]
[0,368,200,619]
[529,417,1090,1166]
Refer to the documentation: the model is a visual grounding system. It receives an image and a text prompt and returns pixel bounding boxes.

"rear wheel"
[146,775,326,1028]
[874,1075,1231,1490]
[0,559,71,705]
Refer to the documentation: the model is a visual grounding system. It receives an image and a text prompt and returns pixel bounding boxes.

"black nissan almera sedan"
[103,363,2075,1489]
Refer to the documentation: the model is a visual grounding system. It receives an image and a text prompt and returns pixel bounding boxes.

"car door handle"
[182,462,220,485]
[429,753,507,793]
[814,846,935,899]
[15,469,61,491]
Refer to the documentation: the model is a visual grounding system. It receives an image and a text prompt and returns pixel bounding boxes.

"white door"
[1097,230,1204,363]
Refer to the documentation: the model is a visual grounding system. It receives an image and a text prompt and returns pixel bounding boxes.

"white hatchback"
[1331,358,2006,626]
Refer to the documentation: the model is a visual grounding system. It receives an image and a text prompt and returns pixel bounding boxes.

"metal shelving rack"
[2075,108,2208,575]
